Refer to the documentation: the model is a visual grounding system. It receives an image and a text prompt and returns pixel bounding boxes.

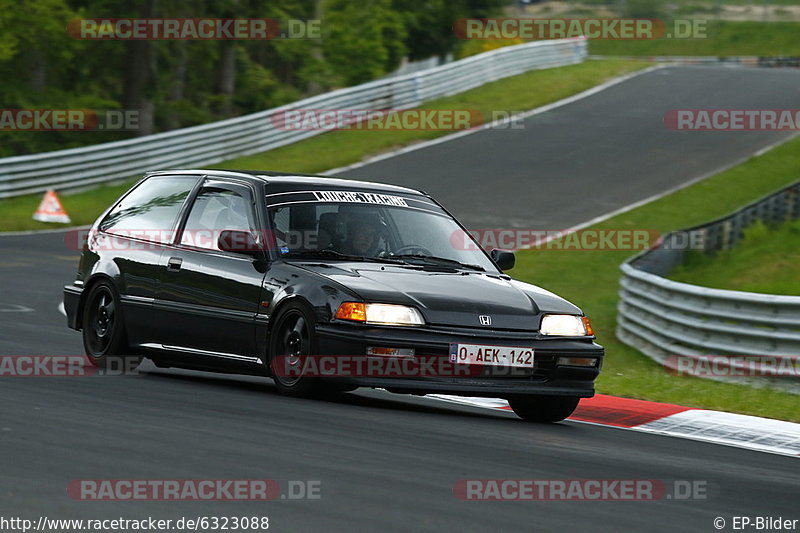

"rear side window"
[180,187,256,251]
[100,176,198,242]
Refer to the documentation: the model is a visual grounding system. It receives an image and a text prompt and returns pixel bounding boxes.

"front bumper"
[314,323,603,398]
[63,285,83,330]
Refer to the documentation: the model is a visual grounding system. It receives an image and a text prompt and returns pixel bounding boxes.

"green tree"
[0,0,509,156]
[393,0,507,61]
[322,0,407,85]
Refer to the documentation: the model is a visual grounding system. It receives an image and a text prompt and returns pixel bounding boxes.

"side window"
[100,176,198,242]
[267,204,339,252]
[267,206,292,250]
[271,206,290,235]
[180,186,256,251]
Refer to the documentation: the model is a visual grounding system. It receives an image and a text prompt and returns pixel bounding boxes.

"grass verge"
[670,219,800,295]
[511,135,800,422]
[0,59,648,231]
[589,21,800,57]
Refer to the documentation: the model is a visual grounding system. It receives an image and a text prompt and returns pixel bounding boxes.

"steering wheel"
[392,244,434,257]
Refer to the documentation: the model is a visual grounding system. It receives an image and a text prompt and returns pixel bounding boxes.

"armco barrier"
[617,181,800,393]
[0,38,586,199]
[588,55,800,68]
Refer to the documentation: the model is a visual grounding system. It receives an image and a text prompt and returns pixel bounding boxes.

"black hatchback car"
[64,169,603,422]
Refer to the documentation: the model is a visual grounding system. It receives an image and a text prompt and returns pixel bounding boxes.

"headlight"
[540,314,593,336]
[335,302,425,326]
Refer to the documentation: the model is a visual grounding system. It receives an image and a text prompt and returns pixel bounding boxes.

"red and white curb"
[430,394,800,458]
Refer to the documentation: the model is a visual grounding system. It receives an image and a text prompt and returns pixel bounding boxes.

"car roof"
[144,169,426,196]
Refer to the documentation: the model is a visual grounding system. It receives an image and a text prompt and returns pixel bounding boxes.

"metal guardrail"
[0,38,586,199]
[380,53,453,79]
[617,181,800,393]
[588,55,800,68]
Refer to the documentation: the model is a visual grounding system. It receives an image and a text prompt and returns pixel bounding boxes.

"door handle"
[167,257,183,272]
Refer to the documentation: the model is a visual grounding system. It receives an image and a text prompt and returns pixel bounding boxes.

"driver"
[341,213,380,256]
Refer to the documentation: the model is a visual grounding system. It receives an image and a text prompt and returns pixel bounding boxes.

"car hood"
[294,262,581,331]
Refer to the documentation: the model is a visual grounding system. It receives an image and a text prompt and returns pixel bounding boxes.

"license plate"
[449,343,534,368]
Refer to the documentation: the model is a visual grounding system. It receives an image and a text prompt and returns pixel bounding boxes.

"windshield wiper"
[281,249,405,265]
[389,254,485,271]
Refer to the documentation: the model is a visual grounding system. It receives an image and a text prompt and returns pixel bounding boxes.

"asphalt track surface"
[1,66,798,532]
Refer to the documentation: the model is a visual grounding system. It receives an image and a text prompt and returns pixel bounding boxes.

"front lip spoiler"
[323,377,595,397]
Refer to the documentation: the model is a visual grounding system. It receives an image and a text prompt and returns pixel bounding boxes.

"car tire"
[508,395,580,423]
[82,281,141,369]
[268,302,327,397]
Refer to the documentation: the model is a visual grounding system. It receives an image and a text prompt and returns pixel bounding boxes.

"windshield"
[266,193,497,272]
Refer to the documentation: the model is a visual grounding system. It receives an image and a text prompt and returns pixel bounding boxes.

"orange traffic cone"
[33,189,71,224]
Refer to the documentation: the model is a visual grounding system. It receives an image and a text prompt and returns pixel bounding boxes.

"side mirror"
[218,230,263,257]
[490,249,515,271]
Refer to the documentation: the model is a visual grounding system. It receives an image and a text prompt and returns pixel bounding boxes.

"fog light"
[367,347,415,357]
[557,357,597,367]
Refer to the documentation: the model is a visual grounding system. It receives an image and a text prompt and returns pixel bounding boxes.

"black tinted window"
[100,176,198,242]
[266,201,496,271]
[181,187,255,250]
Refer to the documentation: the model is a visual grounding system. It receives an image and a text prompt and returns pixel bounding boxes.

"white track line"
[325,65,666,176]
[0,225,90,237]
[0,304,34,313]
[560,132,799,233]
